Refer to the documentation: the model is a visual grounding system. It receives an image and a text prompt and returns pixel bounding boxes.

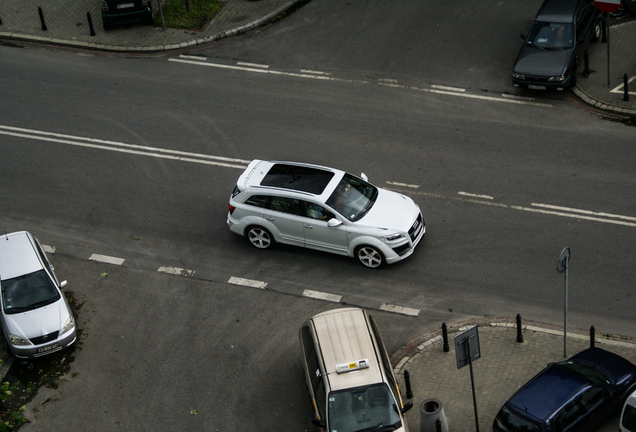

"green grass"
[157,0,224,30]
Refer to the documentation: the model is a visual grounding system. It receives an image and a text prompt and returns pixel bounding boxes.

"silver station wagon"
[227,160,425,268]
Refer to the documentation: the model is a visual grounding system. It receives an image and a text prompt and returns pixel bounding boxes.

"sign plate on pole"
[594,0,621,13]
[454,326,481,370]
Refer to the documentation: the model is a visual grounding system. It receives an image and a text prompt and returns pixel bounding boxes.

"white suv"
[227,160,425,268]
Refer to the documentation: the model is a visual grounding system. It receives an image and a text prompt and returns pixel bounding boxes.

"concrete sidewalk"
[393,319,636,432]
[0,1,635,117]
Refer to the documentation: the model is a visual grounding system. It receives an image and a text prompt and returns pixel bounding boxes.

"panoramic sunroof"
[261,164,335,195]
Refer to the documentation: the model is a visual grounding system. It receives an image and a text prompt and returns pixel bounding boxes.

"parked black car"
[493,347,636,432]
[101,0,154,31]
[512,0,602,91]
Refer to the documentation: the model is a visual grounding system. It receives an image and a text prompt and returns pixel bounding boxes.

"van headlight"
[61,316,75,334]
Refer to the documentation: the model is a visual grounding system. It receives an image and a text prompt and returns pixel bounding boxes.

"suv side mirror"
[401,402,413,414]
[327,218,343,227]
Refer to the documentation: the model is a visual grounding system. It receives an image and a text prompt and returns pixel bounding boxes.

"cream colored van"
[299,307,412,431]
[621,389,636,432]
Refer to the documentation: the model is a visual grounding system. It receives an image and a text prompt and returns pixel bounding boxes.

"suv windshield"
[527,22,574,49]
[326,174,378,222]
[2,270,60,314]
[328,383,401,432]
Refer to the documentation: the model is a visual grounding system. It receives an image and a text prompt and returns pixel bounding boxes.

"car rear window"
[494,406,542,432]
[260,164,334,195]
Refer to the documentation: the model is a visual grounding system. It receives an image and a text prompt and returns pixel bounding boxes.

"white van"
[299,307,412,431]
[621,389,636,432]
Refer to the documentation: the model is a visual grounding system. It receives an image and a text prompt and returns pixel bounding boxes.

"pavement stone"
[393,319,636,432]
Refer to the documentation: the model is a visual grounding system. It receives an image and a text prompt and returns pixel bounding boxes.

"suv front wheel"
[356,246,384,268]
[246,226,274,249]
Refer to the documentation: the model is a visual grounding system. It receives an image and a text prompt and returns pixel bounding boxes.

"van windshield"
[328,383,401,432]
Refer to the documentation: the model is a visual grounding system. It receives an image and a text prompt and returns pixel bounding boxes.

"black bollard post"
[0,17,3,25]
[590,326,596,348]
[442,323,449,352]
[516,314,524,343]
[404,370,413,399]
[436,418,442,432]
[38,7,47,31]
[624,74,630,102]
[583,50,590,77]
[87,12,96,36]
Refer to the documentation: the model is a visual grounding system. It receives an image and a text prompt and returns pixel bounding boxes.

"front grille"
[30,331,59,346]
[409,213,423,241]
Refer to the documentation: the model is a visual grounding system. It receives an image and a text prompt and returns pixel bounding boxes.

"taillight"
[229,205,236,215]
[102,1,109,12]
[142,0,149,5]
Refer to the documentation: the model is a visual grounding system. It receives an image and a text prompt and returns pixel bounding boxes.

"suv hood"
[514,45,574,76]
[4,300,69,340]
[356,189,419,232]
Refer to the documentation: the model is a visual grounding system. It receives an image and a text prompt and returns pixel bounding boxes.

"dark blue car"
[493,347,636,432]
[101,0,154,31]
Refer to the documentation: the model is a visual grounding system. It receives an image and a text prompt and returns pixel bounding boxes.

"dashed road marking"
[380,304,420,317]
[237,61,269,69]
[158,266,195,277]
[386,181,420,189]
[89,254,125,265]
[458,191,494,200]
[228,276,268,289]
[302,289,342,303]
[431,84,465,92]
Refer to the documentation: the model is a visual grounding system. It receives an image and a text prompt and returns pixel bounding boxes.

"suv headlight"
[384,233,405,242]
[61,316,75,334]
[8,334,30,346]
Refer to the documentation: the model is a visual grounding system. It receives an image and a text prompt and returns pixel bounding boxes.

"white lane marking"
[158,266,195,277]
[429,88,553,107]
[237,61,269,69]
[228,276,267,289]
[458,191,494,200]
[380,304,420,317]
[0,125,250,170]
[300,69,330,75]
[386,181,420,189]
[431,84,465,92]
[501,93,535,101]
[531,203,636,222]
[169,58,369,84]
[302,289,342,303]
[610,75,636,95]
[180,55,207,61]
[42,244,56,254]
[89,254,125,265]
[379,78,398,83]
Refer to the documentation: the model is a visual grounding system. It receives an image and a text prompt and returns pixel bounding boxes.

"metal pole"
[564,254,569,357]
[466,336,480,432]
[606,12,611,86]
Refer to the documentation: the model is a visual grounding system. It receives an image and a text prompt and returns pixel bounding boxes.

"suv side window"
[269,196,301,215]
[554,398,585,431]
[301,201,335,221]
[244,195,269,208]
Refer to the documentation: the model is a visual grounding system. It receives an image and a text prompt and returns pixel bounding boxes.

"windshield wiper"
[354,421,401,432]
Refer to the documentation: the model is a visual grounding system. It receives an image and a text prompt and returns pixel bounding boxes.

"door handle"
[304,224,313,229]
[266,217,275,221]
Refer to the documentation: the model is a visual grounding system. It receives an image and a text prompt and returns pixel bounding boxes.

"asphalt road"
[1,1,635,431]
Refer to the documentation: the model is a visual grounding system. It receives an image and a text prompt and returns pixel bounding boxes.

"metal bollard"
[624,74,630,102]
[87,12,96,36]
[516,314,524,343]
[590,326,596,348]
[583,50,590,77]
[436,418,442,432]
[38,7,47,31]
[442,323,449,352]
[405,370,413,399]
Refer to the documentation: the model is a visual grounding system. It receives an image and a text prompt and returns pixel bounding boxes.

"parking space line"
[228,276,268,289]
[158,266,195,277]
[89,254,125,265]
[458,191,494,200]
[302,289,342,303]
[379,304,420,317]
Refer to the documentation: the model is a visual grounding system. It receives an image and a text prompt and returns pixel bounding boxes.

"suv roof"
[238,160,344,198]
[0,231,41,280]
[536,0,581,23]
[310,308,384,391]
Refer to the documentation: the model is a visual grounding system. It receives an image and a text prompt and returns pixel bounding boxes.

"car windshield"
[494,405,542,432]
[557,359,614,386]
[1,269,60,314]
[328,383,401,432]
[527,21,574,49]
[326,173,378,222]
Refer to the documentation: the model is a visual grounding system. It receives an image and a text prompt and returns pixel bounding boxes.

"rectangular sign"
[454,326,481,369]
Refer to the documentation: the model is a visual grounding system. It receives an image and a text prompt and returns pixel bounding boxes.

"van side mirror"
[312,419,326,428]
[401,402,413,414]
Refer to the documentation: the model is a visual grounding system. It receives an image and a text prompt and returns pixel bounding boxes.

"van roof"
[310,308,384,391]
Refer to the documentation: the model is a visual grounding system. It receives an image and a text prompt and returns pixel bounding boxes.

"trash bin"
[420,398,449,432]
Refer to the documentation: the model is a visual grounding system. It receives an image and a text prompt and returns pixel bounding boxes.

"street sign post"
[557,247,570,357]
[455,326,481,432]
[593,1,621,85]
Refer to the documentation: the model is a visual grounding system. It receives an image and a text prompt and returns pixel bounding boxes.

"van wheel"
[356,246,384,268]
[246,226,274,249]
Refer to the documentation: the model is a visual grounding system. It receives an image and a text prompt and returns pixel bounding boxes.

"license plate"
[528,85,546,90]
[37,343,59,353]
[117,3,134,9]
[413,223,423,239]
